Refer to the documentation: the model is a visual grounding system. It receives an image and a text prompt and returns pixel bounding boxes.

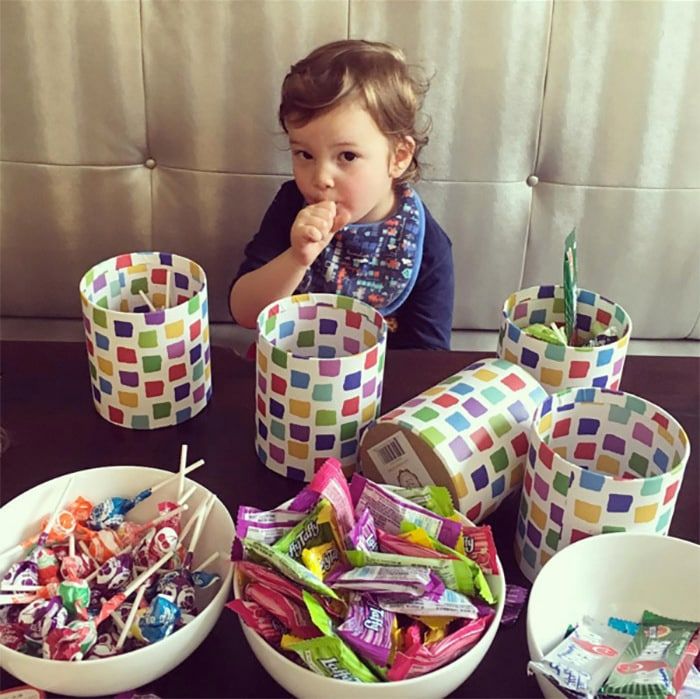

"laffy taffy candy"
[349,476,461,548]
[337,593,396,667]
[245,582,317,639]
[273,500,343,563]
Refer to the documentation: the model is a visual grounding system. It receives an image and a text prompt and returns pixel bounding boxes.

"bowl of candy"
[0,460,234,696]
[526,532,700,699]
[229,459,505,699]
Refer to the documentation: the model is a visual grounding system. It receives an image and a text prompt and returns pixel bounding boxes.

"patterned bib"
[302,185,425,315]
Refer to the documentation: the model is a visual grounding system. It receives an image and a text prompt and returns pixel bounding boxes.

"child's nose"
[313,163,334,190]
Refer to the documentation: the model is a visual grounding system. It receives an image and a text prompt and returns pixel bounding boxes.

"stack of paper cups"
[256,293,387,481]
[359,358,548,522]
[515,386,690,581]
[498,285,632,394]
[79,252,212,429]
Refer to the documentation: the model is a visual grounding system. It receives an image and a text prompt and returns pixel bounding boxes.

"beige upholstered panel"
[143,0,347,173]
[523,184,700,338]
[1,0,698,341]
[0,162,151,317]
[0,0,146,164]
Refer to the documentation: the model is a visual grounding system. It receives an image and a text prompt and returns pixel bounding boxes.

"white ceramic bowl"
[0,466,234,697]
[233,556,505,699]
[527,533,700,699]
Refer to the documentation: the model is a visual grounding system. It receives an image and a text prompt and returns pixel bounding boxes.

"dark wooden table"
[1,341,698,698]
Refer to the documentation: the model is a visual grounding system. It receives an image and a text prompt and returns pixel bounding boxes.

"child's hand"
[290,201,351,267]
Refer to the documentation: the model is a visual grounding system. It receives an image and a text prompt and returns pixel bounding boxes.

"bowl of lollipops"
[229,458,506,699]
[0,449,233,697]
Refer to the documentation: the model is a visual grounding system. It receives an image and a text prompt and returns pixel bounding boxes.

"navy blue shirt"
[231,181,454,350]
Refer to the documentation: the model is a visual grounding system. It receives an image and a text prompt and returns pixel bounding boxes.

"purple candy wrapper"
[347,509,378,552]
[501,584,528,626]
[337,593,395,667]
[349,476,461,548]
[329,565,433,597]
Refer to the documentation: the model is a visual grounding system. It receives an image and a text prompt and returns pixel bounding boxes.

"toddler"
[229,39,454,350]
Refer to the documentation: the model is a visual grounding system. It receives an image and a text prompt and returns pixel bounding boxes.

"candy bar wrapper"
[242,539,341,602]
[528,615,632,699]
[457,524,499,575]
[501,584,528,626]
[602,611,700,699]
[282,634,379,682]
[389,485,456,518]
[349,476,461,548]
[345,549,494,604]
[279,591,378,682]
[236,505,306,544]
[337,594,396,667]
[377,585,479,619]
[245,582,317,639]
[235,560,343,619]
[329,565,433,597]
[290,459,356,539]
[377,528,454,560]
[272,500,342,563]
[226,599,284,645]
[388,613,492,681]
[301,542,342,580]
[609,616,640,636]
[346,508,378,552]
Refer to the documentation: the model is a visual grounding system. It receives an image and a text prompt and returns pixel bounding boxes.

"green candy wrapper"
[345,548,494,604]
[272,499,337,561]
[281,591,379,683]
[242,538,340,601]
[564,228,578,344]
[523,323,566,346]
[601,610,700,699]
[391,486,456,517]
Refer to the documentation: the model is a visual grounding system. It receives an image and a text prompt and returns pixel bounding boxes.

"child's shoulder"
[420,200,452,253]
[270,179,306,212]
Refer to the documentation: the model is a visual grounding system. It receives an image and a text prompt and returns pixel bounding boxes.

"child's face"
[287,100,413,224]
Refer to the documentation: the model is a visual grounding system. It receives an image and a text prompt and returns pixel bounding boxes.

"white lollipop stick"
[116,582,147,650]
[138,290,156,312]
[147,459,205,497]
[178,485,197,506]
[69,533,75,559]
[177,444,189,501]
[193,551,219,573]
[0,593,39,604]
[0,583,43,592]
[165,269,171,309]
[0,476,75,560]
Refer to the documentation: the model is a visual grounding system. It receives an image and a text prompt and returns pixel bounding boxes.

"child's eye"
[293,150,313,160]
[340,151,358,162]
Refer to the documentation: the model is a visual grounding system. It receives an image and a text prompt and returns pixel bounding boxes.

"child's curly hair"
[279,39,431,185]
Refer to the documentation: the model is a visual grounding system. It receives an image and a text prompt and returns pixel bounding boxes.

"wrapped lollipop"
[156,494,216,622]
[86,456,203,530]
[43,549,175,660]
[1,477,74,581]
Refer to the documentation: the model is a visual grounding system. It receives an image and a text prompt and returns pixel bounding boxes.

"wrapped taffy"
[229,458,501,682]
[0,462,222,661]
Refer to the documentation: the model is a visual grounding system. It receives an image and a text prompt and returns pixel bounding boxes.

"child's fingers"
[331,209,352,233]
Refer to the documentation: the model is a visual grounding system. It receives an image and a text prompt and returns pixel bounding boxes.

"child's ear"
[389,137,416,179]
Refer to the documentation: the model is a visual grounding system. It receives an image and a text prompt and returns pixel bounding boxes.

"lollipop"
[0,477,75,570]
[86,458,204,530]
[563,228,578,345]
[156,494,216,620]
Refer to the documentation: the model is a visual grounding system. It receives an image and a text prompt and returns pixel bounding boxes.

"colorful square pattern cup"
[256,293,387,481]
[79,252,212,429]
[359,358,548,522]
[514,386,690,582]
[497,285,632,394]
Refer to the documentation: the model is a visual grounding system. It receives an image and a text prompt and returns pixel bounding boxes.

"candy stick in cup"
[138,290,157,312]
[563,228,578,345]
